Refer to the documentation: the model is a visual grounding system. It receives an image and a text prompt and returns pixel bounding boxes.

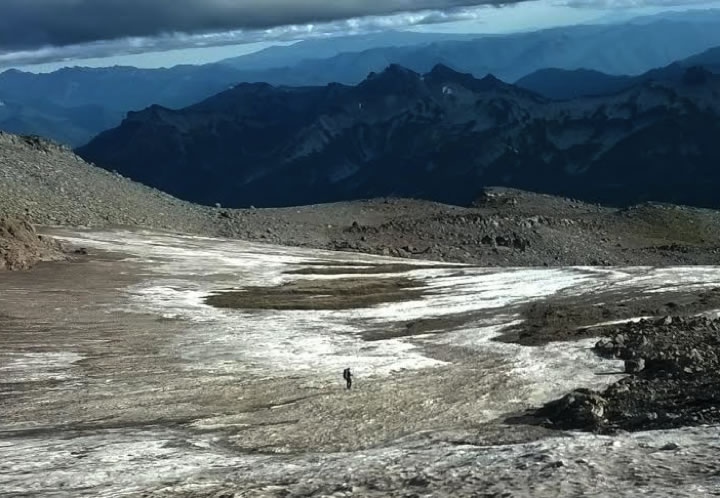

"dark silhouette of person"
[343,368,353,390]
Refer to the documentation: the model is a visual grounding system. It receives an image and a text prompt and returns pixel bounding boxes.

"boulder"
[537,389,607,430]
[624,358,645,374]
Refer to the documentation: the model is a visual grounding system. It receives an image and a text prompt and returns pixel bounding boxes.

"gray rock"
[624,358,645,374]
[537,389,607,430]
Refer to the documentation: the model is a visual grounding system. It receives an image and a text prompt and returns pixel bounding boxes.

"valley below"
[2,228,720,497]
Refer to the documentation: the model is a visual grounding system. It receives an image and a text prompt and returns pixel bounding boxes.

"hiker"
[343,368,353,390]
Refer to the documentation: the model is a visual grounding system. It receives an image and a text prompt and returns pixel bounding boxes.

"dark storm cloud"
[0,7,493,67]
[0,0,529,51]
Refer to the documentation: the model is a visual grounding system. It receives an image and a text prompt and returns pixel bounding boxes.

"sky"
[2,0,720,72]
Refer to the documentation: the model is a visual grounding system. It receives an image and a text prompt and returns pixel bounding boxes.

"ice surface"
[54,231,720,387]
[3,229,717,496]
[0,352,84,383]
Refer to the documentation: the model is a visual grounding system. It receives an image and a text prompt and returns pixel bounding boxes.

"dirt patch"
[361,312,490,341]
[205,277,426,310]
[286,263,457,276]
[496,287,720,346]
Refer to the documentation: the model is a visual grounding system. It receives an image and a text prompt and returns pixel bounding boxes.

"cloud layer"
[0,0,529,52]
[2,0,714,68]
[0,7,493,67]
[563,0,716,7]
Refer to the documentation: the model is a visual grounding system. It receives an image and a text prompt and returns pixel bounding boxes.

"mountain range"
[3,10,720,146]
[517,46,720,100]
[77,64,720,209]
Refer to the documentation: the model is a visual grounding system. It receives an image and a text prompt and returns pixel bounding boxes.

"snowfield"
[1,229,720,497]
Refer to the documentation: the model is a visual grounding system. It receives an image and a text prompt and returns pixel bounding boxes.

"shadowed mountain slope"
[78,65,720,209]
[517,45,720,100]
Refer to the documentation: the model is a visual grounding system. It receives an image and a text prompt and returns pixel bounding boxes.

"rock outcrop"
[0,217,65,270]
[536,315,720,433]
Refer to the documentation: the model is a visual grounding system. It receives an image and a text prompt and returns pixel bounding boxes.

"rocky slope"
[0,132,218,232]
[0,217,65,270]
[78,64,720,209]
[535,315,720,434]
[5,131,720,268]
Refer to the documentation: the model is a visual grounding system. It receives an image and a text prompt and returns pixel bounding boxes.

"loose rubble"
[535,316,720,433]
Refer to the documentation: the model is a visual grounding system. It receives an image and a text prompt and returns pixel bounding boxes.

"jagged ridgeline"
[77,64,720,209]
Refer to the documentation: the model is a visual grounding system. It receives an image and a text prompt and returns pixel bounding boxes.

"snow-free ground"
[1,229,720,497]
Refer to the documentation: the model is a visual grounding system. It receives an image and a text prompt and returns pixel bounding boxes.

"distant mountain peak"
[478,73,506,88]
[427,63,465,78]
[423,65,516,95]
[480,73,501,83]
[425,64,475,85]
[359,64,425,96]
[368,64,421,81]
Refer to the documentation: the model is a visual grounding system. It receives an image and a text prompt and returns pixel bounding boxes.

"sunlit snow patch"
[52,230,720,397]
[0,352,84,383]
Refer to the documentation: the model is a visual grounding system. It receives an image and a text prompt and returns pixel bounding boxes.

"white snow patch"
[51,230,720,404]
[3,424,719,497]
[0,352,84,383]
[0,429,256,498]
[581,316,653,329]
[698,308,720,319]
